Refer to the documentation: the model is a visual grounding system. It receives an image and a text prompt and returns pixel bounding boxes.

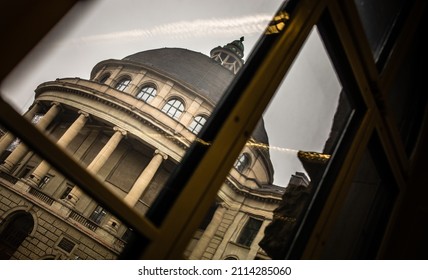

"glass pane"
[387,22,427,155]
[354,0,408,62]
[321,139,398,259]
[1,0,282,113]
[0,0,285,260]
[0,132,131,259]
[185,26,356,260]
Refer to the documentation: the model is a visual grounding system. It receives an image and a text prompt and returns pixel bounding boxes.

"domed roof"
[123,48,234,105]
[224,36,245,58]
[122,48,269,146]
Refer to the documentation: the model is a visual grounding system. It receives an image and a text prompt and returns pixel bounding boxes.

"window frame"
[136,84,157,103]
[88,205,107,225]
[188,115,207,134]
[236,217,263,247]
[161,98,185,120]
[115,77,131,91]
[234,153,250,173]
[0,0,423,260]
[98,73,110,84]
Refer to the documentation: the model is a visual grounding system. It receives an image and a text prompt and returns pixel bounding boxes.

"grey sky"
[0,0,341,187]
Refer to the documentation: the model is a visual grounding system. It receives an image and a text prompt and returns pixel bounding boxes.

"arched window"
[0,211,34,259]
[189,115,207,134]
[115,78,131,91]
[136,85,157,103]
[99,73,110,84]
[234,153,250,172]
[162,98,184,120]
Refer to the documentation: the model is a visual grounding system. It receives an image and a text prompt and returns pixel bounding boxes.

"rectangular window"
[38,175,50,189]
[18,166,32,179]
[60,183,73,199]
[237,217,263,247]
[57,237,76,254]
[89,205,107,224]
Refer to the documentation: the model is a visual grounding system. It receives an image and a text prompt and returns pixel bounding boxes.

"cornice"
[224,176,283,204]
[35,81,191,151]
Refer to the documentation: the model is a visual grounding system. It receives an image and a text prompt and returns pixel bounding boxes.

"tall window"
[115,78,131,91]
[99,73,110,84]
[38,175,50,189]
[89,205,107,224]
[60,183,73,199]
[162,98,184,120]
[189,115,207,134]
[136,85,157,103]
[234,153,250,172]
[122,228,134,243]
[236,217,262,247]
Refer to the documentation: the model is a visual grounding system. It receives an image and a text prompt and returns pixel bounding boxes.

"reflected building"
[0,38,285,260]
[260,90,352,259]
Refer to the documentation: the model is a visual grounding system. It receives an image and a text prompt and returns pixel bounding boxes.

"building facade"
[0,39,284,260]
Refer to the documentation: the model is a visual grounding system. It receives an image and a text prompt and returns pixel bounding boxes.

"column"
[105,149,168,233]
[189,203,226,260]
[0,102,61,173]
[0,101,42,154]
[27,111,89,187]
[64,127,127,208]
[123,149,167,207]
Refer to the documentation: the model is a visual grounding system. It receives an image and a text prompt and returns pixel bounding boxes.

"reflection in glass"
[321,145,398,259]
[387,21,427,155]
[0,0,285,260]
[0,35,276,260]
[186,27,354,260]
[354,0,407,62]
[0,132,130,259]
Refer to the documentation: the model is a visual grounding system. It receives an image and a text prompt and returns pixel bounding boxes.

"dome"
[122,48,270,146]
[123,48,234,104]
[224,37,245,58]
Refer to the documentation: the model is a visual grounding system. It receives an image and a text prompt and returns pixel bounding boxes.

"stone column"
[64,127,127,208]
[27,111,89,187]
[105,149,168,233]
[189,203,226,260]
[0,102,61,173]
[0,101,42,154]
[124,149,167,207]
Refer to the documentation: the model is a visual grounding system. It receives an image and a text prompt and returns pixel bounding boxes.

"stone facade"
[0,40,283,260]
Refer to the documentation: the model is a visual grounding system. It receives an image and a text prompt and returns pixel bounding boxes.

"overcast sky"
[0,0,341,187]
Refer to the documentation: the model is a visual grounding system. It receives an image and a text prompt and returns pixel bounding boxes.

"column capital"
[154,149,168,160]
[113,126,127,136]
[77,110,90,118]
[49,101,63,113]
